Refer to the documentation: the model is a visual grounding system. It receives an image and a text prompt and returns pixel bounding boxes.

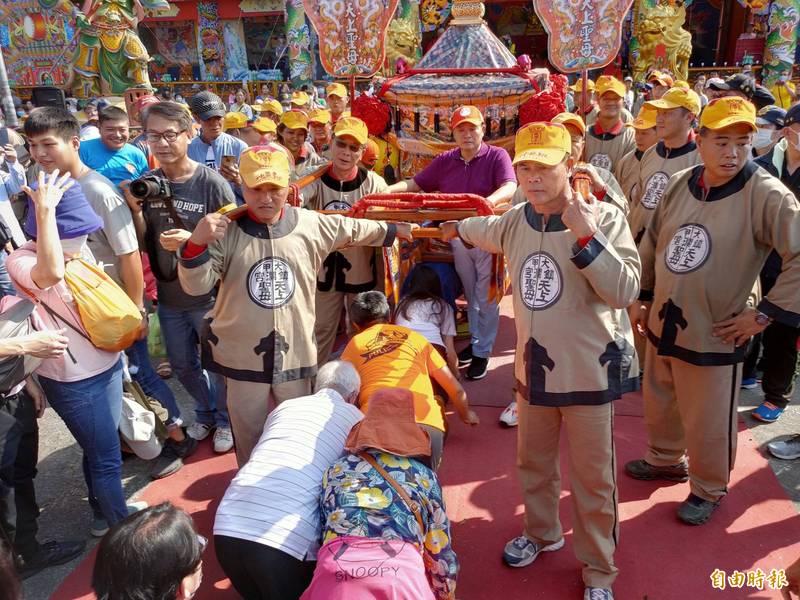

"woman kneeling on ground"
[301,387,458,600]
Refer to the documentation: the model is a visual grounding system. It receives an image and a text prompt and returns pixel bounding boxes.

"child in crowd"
[394,265,459,377]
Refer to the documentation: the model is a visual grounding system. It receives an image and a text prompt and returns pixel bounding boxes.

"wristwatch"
[754,311,773,326]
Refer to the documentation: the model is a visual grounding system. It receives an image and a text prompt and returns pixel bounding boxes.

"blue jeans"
[38,359,128,525]
[157,303,228,428]
[125,337,182,427]
[451,240,500,358]
[0,252,16,298]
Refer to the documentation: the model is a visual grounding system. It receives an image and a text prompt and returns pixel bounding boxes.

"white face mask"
[786,128,800,152]
[60,235,88,255]
[752,128,774,149]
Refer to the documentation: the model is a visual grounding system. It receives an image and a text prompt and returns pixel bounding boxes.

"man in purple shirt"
[387,106,516,379]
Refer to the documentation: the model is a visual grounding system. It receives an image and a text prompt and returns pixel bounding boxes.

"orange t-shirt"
[341,324,447,431]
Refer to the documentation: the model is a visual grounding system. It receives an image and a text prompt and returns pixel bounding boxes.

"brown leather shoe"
[624,459,689,482]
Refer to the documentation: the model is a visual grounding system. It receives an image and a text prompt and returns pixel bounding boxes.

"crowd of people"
[0,61,799,600]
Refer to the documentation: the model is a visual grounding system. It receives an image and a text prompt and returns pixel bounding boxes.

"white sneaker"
[186,422,214,441]
[499,401,518,427]
[213,427,234,453]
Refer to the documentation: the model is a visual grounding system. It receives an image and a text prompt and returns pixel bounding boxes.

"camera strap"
[163,196,187,231]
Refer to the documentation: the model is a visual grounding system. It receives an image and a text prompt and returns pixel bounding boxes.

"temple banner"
[533,0,635,73]
[303,0,400,77]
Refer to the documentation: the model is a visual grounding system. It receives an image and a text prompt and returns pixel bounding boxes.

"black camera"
[129,175,172,201]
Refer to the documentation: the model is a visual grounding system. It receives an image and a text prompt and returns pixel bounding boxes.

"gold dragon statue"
[384,17,422,75]
[631,0,692,83]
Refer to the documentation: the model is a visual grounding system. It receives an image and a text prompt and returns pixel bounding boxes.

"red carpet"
[54,294,799,599]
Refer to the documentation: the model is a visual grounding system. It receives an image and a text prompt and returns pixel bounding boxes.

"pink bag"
[301,536,435,600]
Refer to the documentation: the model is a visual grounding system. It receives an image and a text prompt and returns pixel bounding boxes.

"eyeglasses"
[334,138,363,153]
[145,130,185,143]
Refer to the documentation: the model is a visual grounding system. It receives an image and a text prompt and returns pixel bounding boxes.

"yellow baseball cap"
[252,117,277,134]
[239,144,291,188]
[261,99,283,115]
[326,83,348,98]
[595,75,626,99]
[552,112,586,136]
[569,79,595,92]
[512,122,572,166]
[290,91,310,107]
[629,105,658,130]
[223,111,248,131]
[645,87,701,115]
[700,97,757,132]
[333,116,369,145]
[673,80,690,89]
[308,108,332,125]
[280,109,309,131]
[451,105,484,129]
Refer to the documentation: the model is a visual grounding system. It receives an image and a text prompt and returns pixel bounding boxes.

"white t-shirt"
[394,298,455,348]
[213,388,363,560]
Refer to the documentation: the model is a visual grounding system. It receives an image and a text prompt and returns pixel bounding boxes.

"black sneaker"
[457,346,473,367]
[624,459,689,482]
[16,540,86,580]
[466,356,489,380]
[677,493,720,525]
[149,435,198,480]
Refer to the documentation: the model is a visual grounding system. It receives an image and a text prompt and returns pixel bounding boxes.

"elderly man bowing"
[440,122,640,600]
[388,106,516,380]
[177,144,416,465]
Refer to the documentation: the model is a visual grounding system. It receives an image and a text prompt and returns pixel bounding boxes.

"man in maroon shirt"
[387,105,516,380]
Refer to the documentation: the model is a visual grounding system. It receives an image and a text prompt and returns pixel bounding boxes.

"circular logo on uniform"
[519,252,562,310]
[247,258,296,308]
[323,200,351,211]
[664,223,712,274]
[640,171,670,210]
[589,153,612,171]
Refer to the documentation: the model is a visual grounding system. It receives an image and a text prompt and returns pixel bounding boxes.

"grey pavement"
[18,373,800,599]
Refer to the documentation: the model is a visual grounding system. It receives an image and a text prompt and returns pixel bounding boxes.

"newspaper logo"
[520,252,562,310]
[640,171,670,209]
[665,223,711,274]
[589,153,612,171]
[247,258,296,308]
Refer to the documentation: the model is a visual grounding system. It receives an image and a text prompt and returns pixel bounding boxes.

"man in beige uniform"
[443,122,640,600]
[626,98,800,525]
[584,76,636,174]
[300,116,389,365]
[278,110,328,181]
[613,105,659,201]
[177,144,415,465]
[572,80,633,128]
[628,87,702,246]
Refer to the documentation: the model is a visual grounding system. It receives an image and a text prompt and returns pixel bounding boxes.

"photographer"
[124,101,234,454]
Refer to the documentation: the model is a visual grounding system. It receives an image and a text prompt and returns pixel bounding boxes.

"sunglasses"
[334,138,363,153]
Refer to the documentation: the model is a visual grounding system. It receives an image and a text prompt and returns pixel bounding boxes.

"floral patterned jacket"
[320,451,458,599]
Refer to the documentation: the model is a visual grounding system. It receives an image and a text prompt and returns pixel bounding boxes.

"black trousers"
[0,390,40,560]
[761,321,799,409]
[214,535,315,600]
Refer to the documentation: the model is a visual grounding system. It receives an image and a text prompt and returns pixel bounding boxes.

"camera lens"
[130,179,156,199]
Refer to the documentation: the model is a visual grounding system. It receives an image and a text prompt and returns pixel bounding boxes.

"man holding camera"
[125,101,234,454]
